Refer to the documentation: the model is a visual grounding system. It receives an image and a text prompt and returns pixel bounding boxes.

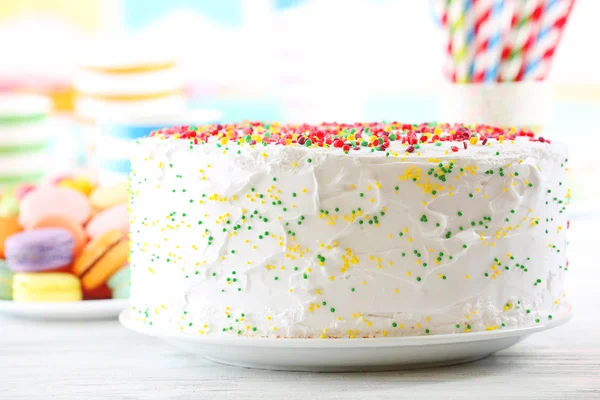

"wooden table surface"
[2,217,599,400]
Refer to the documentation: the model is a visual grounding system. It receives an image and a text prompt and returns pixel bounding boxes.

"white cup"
[438,81,553,129]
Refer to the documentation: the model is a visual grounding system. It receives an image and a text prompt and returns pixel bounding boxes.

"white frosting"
[130,136,570,338]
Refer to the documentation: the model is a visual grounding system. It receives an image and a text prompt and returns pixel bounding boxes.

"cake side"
[129,123,569,338]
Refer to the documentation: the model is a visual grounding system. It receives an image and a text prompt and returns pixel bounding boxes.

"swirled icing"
[129,126,569,338]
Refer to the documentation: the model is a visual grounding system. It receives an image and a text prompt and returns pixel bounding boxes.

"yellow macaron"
[12,273,82,302]
[90,182,129,211]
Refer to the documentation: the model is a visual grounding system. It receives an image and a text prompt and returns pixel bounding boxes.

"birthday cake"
[129,122,570,338]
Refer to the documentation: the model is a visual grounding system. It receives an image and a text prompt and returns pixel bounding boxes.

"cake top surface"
[148,122,557,156]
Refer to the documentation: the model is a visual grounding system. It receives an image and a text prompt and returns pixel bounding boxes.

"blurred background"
[0,0,598,215]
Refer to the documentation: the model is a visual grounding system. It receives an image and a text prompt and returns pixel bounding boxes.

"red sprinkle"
[406,145,415,153]
[451,146,459,152]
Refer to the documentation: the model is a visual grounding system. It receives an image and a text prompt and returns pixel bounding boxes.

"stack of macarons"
[0,94,53,187]
[72,38,187,168]
[0,177,130,302]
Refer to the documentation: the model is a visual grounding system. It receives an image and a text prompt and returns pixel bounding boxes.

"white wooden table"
[2,217,599,400]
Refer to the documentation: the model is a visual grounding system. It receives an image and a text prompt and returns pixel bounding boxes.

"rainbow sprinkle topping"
[150,122,550,153]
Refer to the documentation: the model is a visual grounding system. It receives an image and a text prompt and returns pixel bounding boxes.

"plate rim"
[0,298,129,312]
[119,306,573,348]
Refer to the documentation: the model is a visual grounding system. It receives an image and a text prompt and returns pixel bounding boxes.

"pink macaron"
[85,204,129,240]
[19,186,92,229]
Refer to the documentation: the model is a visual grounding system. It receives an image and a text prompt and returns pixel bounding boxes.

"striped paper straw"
[514,0,546,80]
[499,0,543,81]
[472,0,510,82]
[447,0,476,83]
[523,0,575,80]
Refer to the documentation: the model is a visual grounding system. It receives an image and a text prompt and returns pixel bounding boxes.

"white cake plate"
[0,299,128,321]
[119,307,572,372]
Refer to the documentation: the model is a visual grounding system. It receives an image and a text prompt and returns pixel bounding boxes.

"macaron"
[90,181,128,211]
[0,216,22,258]
[107,265,130,299]
[0,260,13,300]
[85,204,128,240]
[29,215,88,257]
[19,186,92,228]
[12,272,82,302]
[73,229,129,290]
[57,178,94,197]
[5,228,74,273]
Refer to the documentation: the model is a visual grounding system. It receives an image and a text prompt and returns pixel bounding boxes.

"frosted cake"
[129,122,569,338]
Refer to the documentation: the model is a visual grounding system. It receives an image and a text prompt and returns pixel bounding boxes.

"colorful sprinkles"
[150,122,549,153]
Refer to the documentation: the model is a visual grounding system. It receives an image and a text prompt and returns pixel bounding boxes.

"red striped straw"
[526,0,575,80]
[471,1,493,82]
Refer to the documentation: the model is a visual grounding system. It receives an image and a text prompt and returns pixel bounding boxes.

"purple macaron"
[5,228,74,272]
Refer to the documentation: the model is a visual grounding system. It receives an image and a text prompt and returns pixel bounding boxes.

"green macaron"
[107,265,130,299]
